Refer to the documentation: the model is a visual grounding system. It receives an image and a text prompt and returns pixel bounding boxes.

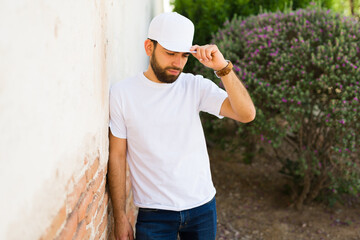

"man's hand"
[190,44,228,71]
[114,213,134,240]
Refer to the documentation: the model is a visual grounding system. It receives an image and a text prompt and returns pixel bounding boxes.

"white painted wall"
[0,0,163,239]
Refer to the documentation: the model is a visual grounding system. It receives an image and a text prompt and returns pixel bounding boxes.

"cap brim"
[158,40,193,53]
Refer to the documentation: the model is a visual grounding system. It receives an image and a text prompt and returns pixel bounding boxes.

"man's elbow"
[238,107,256,123]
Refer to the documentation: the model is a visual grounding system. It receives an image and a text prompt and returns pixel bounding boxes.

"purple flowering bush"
[197,7,360,209]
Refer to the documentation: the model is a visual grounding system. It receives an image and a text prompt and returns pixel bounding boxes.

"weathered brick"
[77,190,94,223]
[97,181,106,198]
[40,204,66,240]
[95,216,107,240]
[85,226,93,240]
[85,194,100,224]
[102,163,108,175]
[56,210,78,240]
[94,197,106,229]
[103,191,109,206]
[83,156,89,166]
[86,157,99,183]
[73,220,86,240]
[89,170,104,195]
[66,174,87,212]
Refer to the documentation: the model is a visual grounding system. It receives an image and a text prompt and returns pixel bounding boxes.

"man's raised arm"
[190,44,256,123]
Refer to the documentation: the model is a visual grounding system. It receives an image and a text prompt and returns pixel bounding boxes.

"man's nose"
[172,55,182,67]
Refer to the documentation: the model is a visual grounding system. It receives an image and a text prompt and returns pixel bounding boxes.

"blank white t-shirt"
[109,72,228,211]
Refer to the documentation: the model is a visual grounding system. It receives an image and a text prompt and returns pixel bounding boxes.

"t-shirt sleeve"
[109,86,127,139]
[198,76,228,119]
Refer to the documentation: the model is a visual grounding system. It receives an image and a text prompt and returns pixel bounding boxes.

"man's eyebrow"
[165,49,176,53]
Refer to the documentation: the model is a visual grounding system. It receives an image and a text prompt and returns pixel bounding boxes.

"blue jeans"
[135,197,217,240]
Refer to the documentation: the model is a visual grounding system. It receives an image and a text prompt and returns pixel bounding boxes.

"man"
[108,12,255,240]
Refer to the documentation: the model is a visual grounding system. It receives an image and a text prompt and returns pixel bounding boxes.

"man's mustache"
[165,67,182,71]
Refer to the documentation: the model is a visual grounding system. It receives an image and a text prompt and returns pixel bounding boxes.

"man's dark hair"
[148,38,158,49]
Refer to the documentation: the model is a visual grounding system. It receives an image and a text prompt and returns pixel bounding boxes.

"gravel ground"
[209,147,360,240]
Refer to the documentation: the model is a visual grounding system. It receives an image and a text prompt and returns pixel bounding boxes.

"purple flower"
[297,101,301,105]
[282,98,287,103]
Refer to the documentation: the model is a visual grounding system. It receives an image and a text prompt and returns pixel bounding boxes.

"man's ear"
[144,39,154,57]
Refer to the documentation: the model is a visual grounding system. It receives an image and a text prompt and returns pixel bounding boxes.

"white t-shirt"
[109,72,228,211]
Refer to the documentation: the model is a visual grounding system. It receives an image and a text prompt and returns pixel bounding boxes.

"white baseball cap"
[148,12,195,53]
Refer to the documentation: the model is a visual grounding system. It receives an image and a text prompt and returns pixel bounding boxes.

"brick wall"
[39,156,137,240]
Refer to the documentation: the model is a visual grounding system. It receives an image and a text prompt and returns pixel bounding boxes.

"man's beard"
[150,52,182,84]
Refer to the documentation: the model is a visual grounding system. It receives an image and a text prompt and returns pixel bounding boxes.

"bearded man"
[108,12,255,240]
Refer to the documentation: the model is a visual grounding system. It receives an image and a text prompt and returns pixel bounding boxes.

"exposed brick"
[85,226,93,240]
[83,156,89,166]
[94,197,106,229]
[89,170,104,195]
[40,204,66,240]
[85,194,100,225]
[103,191,109,206]
[77,189,94,223]
[56,210,78,240]
[97,181,106,198]
[102,163,108,175]
[95,216,107,240]
[73,220,86,240]
[86,157,100,183]
[66,174,87,212]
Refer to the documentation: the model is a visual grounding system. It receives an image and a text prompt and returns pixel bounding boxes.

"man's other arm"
[108,130,134,240]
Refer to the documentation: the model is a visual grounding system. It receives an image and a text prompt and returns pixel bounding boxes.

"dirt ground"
[209,147,360,240]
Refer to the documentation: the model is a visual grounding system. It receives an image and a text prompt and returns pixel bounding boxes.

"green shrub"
[172,0,333,73]
[196,7,360,209]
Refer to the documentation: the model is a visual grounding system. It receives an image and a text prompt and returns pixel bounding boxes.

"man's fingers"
[191,45,218,62]
[205,47,213,61]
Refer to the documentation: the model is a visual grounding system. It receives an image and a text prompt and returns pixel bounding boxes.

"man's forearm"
[221,70,256,122]
[108,153,127,221]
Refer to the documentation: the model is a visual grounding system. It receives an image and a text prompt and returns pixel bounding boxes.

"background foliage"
[172,0,359,73]
[172,0,335,72]
[176,2,360,209]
